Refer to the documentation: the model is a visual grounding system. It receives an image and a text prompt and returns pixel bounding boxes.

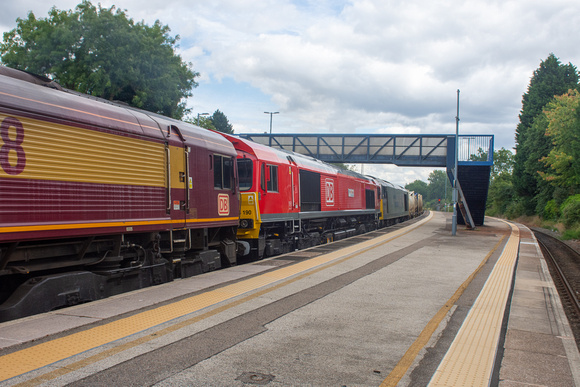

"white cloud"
[2,0,580,185]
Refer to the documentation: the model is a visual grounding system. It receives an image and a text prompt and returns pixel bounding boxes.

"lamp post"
[197,112,209,125]
[452,89,460,236]
[264,111,279,135]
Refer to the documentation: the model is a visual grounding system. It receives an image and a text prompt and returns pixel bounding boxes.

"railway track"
[532,228,580,349]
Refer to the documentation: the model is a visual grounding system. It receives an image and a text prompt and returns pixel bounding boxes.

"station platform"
[0,211,578,386]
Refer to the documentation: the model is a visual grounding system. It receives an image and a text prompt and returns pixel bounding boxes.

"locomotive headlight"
[240,219,253,229]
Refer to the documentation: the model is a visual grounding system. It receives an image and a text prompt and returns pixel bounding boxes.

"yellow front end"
[379,198,386,221]
[237,192,261,239]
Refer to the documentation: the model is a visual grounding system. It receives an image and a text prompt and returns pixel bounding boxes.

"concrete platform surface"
[498,224,580,387]
[0,212,577,386]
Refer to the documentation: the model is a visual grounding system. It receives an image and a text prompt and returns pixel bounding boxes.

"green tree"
[405,180,428,198]
[513,54,578,213]
[523,113,555,213]
[540,89,580,192]
[486,148,516,216]
[487,173,515,216]
[184,115,216,131]
[405,170,454,209]
[469,147,488,162]
[1,1,198,119]
[427,170,448,202]
[210,109,234,134]
[491,147,515,179]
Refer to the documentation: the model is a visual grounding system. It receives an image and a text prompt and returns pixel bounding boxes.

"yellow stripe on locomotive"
[0,113,166,187]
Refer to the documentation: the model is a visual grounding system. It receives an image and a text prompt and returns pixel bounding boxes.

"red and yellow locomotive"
[223,134,381,260]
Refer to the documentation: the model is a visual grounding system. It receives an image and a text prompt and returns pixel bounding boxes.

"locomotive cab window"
[237,159,253,191]
[213,155,234,190]
[267,165,278,192]
[260,163,278,192]
[261,163,266,191]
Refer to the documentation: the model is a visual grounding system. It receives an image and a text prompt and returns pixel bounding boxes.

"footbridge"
[238,133,494,228]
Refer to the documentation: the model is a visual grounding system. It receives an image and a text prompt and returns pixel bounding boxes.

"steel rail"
[535,232,580,318]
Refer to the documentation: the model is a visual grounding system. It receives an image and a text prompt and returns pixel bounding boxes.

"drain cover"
[236,372,275,385]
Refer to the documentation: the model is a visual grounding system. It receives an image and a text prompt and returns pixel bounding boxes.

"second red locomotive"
[222,134,418,260]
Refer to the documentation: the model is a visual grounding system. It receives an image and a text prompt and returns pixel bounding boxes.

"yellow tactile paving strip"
[0,213,433,382]
[428,221,519,387]
[381,228,509,387]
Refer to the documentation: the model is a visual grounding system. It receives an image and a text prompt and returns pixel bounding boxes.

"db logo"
[218,194,230,216]
[325,179,334,206]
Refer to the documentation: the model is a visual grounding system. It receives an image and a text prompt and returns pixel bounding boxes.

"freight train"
[221,134,419,260]
[0,66,422,321]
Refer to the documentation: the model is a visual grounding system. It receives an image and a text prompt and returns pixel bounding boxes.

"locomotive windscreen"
[299,170,321,211]
[237,159,253,191]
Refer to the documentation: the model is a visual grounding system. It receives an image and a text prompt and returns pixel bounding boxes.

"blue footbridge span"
[238,133,494,229]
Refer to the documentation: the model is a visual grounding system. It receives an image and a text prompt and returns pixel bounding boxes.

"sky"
[2,0,580,186]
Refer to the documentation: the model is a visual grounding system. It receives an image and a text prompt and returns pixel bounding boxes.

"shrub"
[543,199,560,221]
[560,195,580,228]
[562,227,580,240]
[505,200,525,219]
